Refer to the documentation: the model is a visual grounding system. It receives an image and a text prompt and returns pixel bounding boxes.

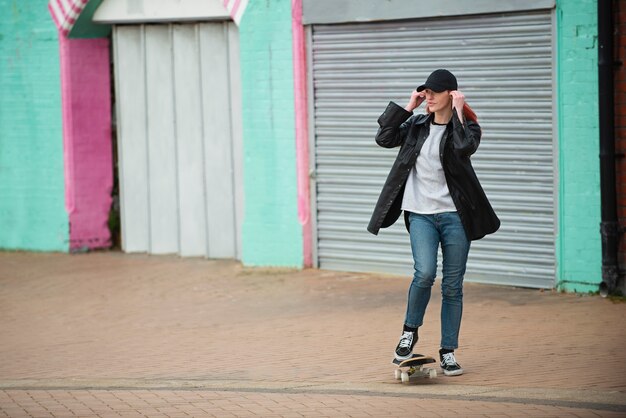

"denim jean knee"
[441,282,463,300]
[412,267,436,288]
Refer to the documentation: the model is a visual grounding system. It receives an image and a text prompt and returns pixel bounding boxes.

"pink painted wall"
[292,0,312,267]
[59,36,113,251]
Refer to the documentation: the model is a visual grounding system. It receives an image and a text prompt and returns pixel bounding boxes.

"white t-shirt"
[401,123,457,214]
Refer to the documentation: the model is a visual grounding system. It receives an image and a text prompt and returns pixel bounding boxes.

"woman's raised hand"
[449,90,465,121]
[405,90,425,112]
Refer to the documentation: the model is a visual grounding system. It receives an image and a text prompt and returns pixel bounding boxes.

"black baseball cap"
[416,69,458,93]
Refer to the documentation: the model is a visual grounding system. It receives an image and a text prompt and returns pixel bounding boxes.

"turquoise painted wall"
[556,0,601,292]
[238,1,303,266]
[0,0,68,251]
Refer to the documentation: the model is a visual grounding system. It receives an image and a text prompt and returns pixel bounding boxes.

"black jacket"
[367,101,500,241]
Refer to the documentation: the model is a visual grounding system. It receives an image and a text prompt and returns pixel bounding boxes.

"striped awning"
[49,0,248,34]
[222,0,249,25]
[48,0,89,36]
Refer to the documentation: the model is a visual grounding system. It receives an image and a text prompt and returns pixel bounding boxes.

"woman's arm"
[451,111,481,156]
[449,90,480,156]
[375,91,424,148]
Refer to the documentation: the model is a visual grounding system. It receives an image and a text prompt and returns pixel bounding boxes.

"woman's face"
[424,89,451,114]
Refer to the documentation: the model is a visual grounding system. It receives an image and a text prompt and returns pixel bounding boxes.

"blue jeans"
[404,211,470,350]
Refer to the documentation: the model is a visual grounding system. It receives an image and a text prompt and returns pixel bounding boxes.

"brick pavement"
[1,389,624,418]
[0,252,625,417]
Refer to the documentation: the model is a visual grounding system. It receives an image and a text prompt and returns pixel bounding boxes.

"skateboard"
[392,354,437,383]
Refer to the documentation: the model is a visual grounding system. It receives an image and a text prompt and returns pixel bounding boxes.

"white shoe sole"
[442,368,463,376]
[394,351,413,362]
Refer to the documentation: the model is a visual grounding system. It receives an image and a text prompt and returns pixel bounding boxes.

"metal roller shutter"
[310,11,556,288]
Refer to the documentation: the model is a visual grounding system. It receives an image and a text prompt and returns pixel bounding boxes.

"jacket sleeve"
[375,101,414,149]
[451,111,481,157]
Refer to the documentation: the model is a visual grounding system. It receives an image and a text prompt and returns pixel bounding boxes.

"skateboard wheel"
[401,371,410,383]
[394,369,402,380]
[429,369,437,379]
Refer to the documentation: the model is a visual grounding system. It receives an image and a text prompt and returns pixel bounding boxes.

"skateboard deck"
[392,354,437,382]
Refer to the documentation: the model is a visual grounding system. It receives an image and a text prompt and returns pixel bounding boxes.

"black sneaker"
[394,330,417,361]
[439,350,463,376]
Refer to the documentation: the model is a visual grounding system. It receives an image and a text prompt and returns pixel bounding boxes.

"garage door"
[310,11,556,288]
[113,22,243,259]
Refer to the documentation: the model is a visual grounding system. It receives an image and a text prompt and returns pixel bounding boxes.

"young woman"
[367,69,500,376]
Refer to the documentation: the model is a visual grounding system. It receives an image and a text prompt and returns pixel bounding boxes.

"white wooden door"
[113,22,243,259]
